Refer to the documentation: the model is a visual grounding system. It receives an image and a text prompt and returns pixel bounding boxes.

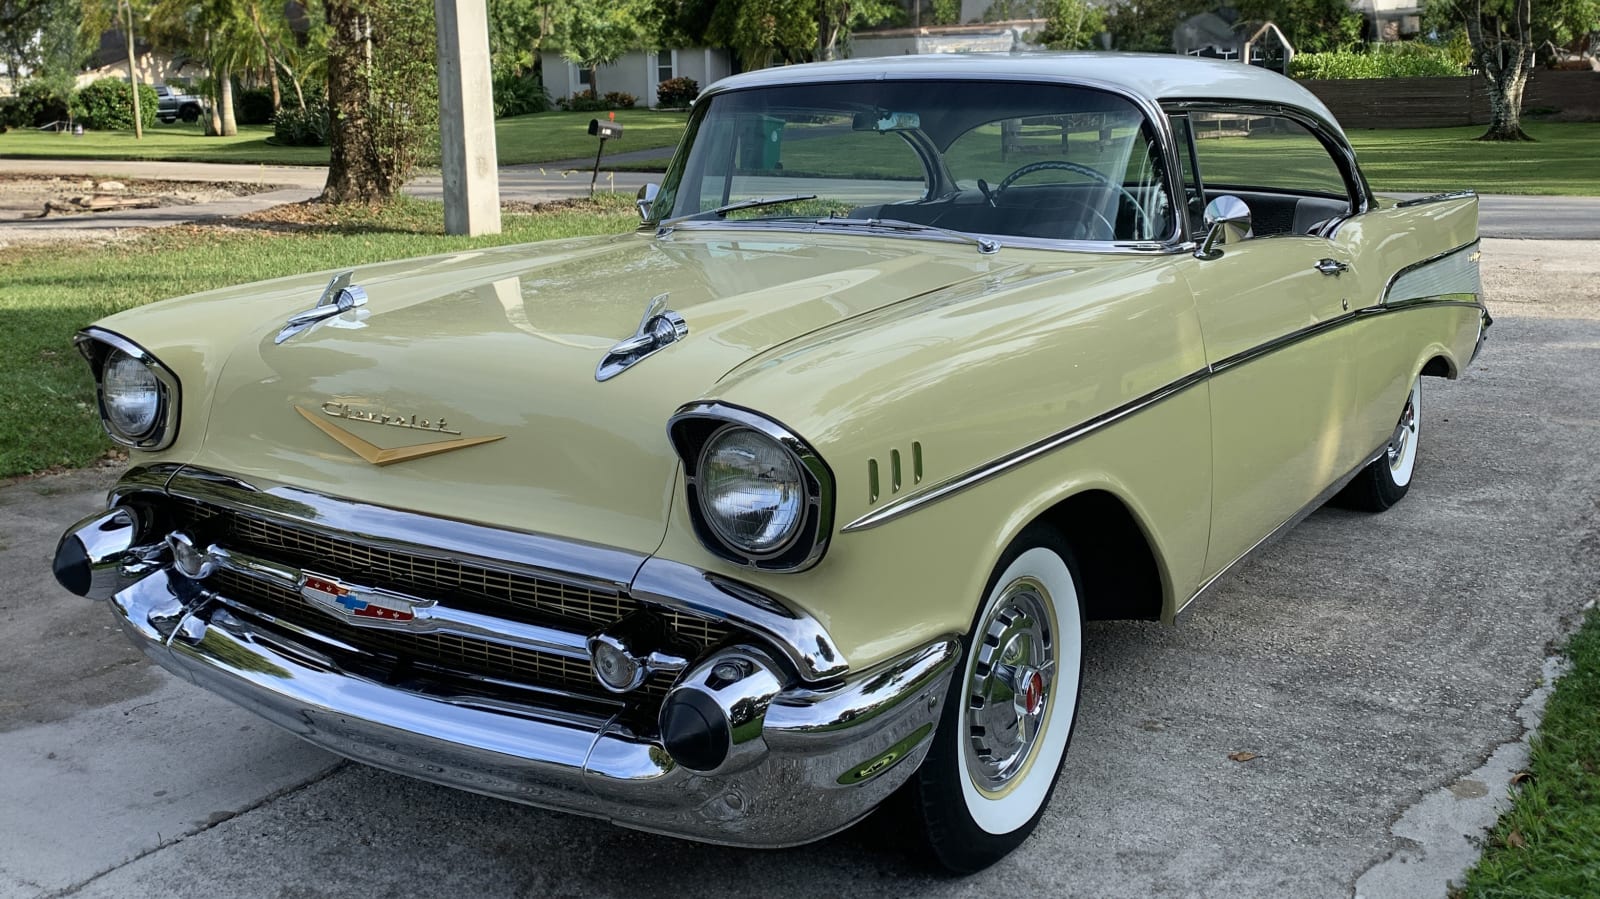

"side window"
[1188,112,1353,237]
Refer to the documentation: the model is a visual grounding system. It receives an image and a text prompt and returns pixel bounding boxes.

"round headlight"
[697,426,806,556]
[102,349,162,438]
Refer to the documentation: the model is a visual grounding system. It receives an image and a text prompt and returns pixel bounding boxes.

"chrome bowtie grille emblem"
[300,571,426,624]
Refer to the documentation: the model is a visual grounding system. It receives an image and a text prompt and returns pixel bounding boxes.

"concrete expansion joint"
[1351,653,1570,899]
[40,761,349,898]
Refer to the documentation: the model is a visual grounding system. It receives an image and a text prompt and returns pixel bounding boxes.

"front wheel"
[1338,376,1421,512]
[908,527,1085,872]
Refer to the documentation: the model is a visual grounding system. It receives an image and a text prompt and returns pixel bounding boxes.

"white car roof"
[705,52,1345,139]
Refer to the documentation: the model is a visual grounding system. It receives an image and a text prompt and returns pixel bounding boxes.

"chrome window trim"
[657,74,1190,253]
[843,295,1487,533]
[667,402,837,572]
[1158,99,1377,221]
[1394,190,1478,209]
[74,327,182,452]
[153,466,848,683]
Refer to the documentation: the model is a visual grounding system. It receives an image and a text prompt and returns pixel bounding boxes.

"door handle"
[1315,258,1350,276]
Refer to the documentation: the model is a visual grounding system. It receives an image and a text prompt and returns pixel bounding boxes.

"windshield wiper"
[697,194,821,220]
[815,217,1000,255]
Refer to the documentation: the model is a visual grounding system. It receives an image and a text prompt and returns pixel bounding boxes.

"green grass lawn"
[0,110,689,168]
[1348,123,1600,197]
[1460,607,1600,897]
[0,195,639,478]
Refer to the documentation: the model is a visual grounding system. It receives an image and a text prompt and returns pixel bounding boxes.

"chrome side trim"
[164,468,642,593]
[843,294,1489,533]
[1175,440,1387,622]
[74,327,182,452]
[189,539,592,659]
[631,557,849,681]
[842,367,1210,533]
[1394,190,1477,208]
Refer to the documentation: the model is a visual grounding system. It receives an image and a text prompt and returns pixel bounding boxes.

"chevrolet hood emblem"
[296,405,504,466]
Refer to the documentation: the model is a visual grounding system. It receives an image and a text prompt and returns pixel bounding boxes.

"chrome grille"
[169,497,729,647]
[165,496,733,705]
[208,568,614,695]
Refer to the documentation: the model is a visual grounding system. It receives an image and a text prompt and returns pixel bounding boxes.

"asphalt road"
[2,239,1597,898]
[3,158,1599,240]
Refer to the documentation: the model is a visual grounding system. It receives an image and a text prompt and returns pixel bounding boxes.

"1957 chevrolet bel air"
[52,54,1489,871]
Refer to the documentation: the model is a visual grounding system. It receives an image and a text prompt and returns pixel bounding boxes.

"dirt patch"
[0,174,272,223]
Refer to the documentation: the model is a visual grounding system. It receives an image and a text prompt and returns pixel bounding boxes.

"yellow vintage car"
[53,54,1488,871]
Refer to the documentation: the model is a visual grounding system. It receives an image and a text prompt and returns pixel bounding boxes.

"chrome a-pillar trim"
[157,466,848,682]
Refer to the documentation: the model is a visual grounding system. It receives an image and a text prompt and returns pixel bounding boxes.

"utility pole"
[433,0,500,236]
[124,0,142,139]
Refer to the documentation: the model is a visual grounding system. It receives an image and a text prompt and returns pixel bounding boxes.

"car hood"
[185,231,1005,553]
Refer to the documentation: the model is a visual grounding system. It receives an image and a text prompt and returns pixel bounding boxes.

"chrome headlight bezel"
[75,327,180,451]
[668,404,834,572]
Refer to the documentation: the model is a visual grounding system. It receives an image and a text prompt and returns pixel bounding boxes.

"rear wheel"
[909,527,1085,873]
[1338,376,1421,512]
[179,104,200,123]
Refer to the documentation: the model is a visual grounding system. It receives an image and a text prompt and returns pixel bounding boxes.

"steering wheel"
[990,160,1151,239]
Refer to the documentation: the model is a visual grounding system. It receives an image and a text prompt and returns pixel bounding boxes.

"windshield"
[654,79,1176,245]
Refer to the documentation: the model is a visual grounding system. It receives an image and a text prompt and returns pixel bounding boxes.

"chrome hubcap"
[964,580,1056,793]
[1387,393,1417,472]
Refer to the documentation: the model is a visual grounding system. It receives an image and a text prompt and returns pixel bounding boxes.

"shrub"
[1290,44,1464,79]
[272,99,330,146]
[492,72,550,118]
[656,76,699,108]
[555,90,636,112]
[235,86,275,125]
[70,78,158,130]
[4,81,69,127]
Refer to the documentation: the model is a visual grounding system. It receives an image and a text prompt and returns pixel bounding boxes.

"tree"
[1104,0,1209,52]
[1036,0,1106,49]
[817,0,897,60]
[554,0,647,95]
[1233,0,1362,53]
[707,0,816,68]
[4,0,87,101]
[1429,0,1600,141]
[78,0,149,135]
[321,0,438,203]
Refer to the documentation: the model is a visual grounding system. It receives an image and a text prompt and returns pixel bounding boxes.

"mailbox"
[588,119,624,140]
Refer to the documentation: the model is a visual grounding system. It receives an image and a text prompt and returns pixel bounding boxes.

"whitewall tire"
[910,526,1085,872]
[1340,376,1422,512]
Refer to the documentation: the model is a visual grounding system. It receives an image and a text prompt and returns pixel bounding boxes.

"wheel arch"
[1004,486,1168,623]
[1420,352,1458,379]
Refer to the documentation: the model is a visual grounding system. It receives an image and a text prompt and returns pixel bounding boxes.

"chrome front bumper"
[106,566,958,847]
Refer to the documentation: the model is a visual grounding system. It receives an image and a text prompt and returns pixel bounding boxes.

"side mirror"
[636,183,660,221]
[1194,195,1252,260]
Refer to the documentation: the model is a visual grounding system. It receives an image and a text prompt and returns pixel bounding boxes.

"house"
[539,48,733,107]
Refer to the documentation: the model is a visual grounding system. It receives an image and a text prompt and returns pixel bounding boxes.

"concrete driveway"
[2,239,1596,898]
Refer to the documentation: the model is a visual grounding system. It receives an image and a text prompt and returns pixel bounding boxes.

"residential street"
[1,238,1595,898]
[2,158,1599,240]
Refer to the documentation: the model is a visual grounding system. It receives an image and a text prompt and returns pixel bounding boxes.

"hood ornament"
[596,292,689,382]
[275,271,368,344]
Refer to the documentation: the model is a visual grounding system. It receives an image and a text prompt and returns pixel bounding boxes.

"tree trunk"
[587,63,598,96]
[249,3,284,113]
[1466,0,1536,141]
[321,0,381,203]
[123,0,142,139]
[218,65,238,135]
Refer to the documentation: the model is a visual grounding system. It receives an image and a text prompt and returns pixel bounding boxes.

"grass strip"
[1459,606,1600,897]
[0,194,640,478]
[0,110,689,168]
